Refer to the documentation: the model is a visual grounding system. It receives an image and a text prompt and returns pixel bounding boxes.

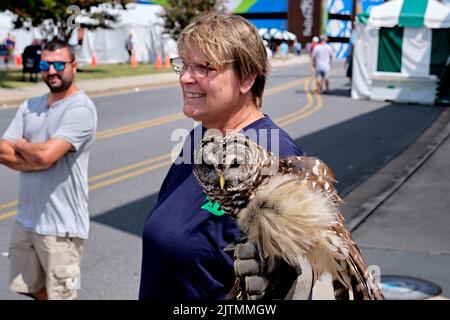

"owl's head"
[194,132,275,203]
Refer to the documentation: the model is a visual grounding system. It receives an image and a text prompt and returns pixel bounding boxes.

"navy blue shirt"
[139,116,304,300]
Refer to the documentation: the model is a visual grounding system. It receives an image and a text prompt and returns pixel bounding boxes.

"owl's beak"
[219,173,225,190]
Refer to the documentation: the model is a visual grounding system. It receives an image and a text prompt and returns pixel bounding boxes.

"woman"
[139,12,306,300]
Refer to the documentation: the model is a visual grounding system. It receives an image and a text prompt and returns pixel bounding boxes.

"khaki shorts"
[8,221,84,300]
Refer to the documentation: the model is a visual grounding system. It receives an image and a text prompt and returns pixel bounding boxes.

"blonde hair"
[178,12,269,108]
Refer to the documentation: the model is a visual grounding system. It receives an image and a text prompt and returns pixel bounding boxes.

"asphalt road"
[0,60,444,299]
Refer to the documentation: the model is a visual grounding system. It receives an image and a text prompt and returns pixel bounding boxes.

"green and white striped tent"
[352,0,450,104]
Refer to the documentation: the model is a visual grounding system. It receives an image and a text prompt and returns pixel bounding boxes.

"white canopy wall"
[1,4,177,65]
[0,11,42,59]
[77,3,177,65]
[351,0,450,105]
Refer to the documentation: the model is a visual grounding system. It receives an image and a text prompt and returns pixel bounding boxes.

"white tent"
[0,11,40,59]
[352,0,450,105]
[77,3,177,65]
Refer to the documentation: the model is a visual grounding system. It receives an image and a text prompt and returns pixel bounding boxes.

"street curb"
[346,106,450,232]
[80,80,179,99]
[1,56,310,109]
[0,80,180,109]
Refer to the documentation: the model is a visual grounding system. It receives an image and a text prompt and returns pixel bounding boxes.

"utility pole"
[351,0,357,29]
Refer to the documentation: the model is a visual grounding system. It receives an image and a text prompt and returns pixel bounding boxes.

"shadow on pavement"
[296,103,444,197]
[92,193,159,237]
[327,88,351,97]
[93,103,444,237]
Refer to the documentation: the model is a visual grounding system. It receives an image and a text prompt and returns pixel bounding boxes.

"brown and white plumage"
[194,132,384,300]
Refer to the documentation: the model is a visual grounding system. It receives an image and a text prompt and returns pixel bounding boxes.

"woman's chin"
[183,104,202,120]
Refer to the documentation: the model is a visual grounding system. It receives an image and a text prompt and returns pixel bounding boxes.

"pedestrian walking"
[294,41,302,55]
[312,35,333,94]
[279,40,289,62]
[307,36,320,78]
[0,39,97,300]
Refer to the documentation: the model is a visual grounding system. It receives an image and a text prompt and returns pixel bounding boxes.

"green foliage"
[159,0,225,41]
[0,0,132,41]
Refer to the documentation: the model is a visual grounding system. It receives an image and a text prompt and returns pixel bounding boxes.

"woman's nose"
[179,66,196,83]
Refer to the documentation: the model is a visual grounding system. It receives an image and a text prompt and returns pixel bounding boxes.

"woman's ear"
[239,74,257,95]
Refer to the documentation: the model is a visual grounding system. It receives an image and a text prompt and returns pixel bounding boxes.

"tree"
[0,0,132,42]
[158,0,225,41]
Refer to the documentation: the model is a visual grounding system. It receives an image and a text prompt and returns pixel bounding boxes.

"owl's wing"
[280,157,383,299]
[280,156,343,204]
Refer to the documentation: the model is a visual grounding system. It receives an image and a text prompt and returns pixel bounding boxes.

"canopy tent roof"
[0,11,14,29]
[258,28,297,41]
[367,0,450,28]
[76,3,163,27]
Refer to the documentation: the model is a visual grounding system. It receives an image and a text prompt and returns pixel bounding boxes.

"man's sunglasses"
[39,60,73,72]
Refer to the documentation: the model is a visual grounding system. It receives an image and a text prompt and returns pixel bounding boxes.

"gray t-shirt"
[2,91,97,239]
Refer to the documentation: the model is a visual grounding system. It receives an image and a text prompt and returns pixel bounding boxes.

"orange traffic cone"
[15,54,22,66]
[155,53,162,70]
[91,51,97,67]
[164,53,170,69]
[131,54,138,68]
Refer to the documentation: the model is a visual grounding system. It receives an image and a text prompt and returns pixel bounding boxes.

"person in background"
[5,33,16,65]
[21,39,43,82]
[279,40,289,62]
[307,36,320,78]
[125,32,135,64]
[294,41,302,55]
[307,36,319,57]
[0,39,97,300]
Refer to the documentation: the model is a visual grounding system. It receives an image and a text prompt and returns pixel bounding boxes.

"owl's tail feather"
[347,249,385,300]
[332,254,384,300]
[333,279,350,300]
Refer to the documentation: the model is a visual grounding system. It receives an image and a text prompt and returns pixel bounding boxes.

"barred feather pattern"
[193,133,384,300]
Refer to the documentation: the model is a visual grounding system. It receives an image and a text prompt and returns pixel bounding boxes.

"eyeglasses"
[170,57,235,79]
[39,60,73,72]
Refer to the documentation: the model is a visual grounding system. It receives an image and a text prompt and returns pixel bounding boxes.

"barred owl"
[193,132,384,300]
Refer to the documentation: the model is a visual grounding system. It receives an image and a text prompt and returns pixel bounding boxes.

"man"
[21,39,43,82]
[125,32,134,64]
[279,40,289,62]
[0,39,97,300]
[312,35,333,94]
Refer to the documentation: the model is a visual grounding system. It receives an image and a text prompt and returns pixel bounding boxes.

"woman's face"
[179,45,246,129]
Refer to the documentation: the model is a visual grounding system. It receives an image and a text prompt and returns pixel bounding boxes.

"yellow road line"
[0,159,174,221]
[0,210,16,220]
[275,79,313,125]
[265,78,309,96]
[0,200,17,211]
[0,76,318,221]
[96,113,186,140]
[89,159,173,191]
[88,153,171,183]
[94,77,311,141]
[277,80,324,127]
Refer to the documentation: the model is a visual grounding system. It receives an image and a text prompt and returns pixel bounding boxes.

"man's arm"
[0,139,42,171]
[14,138,73,170]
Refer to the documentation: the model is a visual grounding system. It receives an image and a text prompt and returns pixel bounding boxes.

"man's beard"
[44,74,73,93]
